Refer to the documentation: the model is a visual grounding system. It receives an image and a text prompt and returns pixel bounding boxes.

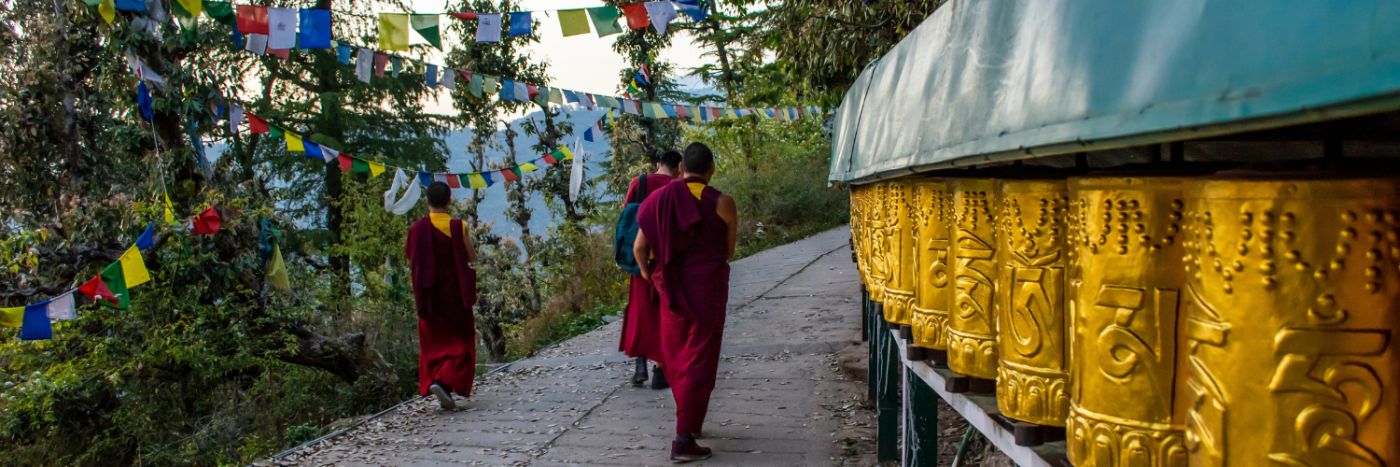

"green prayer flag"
[269,127,283,138]
[483,76,498,95]
[586,6,624,37]
[82,0,101,7]
[534,87,550,106]
[558,9,591,37]
[641,103,657,119]
[469,74,484,97]
[100,261,130,309]
[205,0,234,25]
[351,158,369,174]
[548,87,564,105]
[410,14,441,49]
[510,167,524,179]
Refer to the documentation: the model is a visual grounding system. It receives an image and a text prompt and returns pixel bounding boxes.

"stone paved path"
[269,227,872,466]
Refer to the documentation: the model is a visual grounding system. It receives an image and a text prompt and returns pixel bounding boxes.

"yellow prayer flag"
[368,161,385,177]
[379,13,411,51]
[119,245,151,288]
[163,192,176,225]
[266,244,290,291]
[0,306,22,328]
[520,162,539,173]
[558,9,591,37]
[467,173,487,189]
[99,0,116,24]
[557,145,574,161]
[285,132,304,152]
[177,0,202,17]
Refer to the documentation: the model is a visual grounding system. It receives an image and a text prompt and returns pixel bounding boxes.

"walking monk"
[634,143,738,462]
[405,181,478,410]
[620,150,682,389]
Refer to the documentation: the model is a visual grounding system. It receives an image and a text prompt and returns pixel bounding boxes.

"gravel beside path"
[267,227,873,466]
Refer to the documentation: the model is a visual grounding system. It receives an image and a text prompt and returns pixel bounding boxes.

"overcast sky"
[406,0,713,115]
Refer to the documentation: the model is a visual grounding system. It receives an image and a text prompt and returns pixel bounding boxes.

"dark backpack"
[614,175,648,275]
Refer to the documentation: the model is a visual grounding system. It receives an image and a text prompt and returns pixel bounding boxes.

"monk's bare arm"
[633,230,652,280]
[717,195,738,260]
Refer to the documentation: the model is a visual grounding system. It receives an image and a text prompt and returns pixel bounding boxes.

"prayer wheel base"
[1009,420,1066,447]
[897,324,913,340]
[946,375,995,394]
[905,344,928,361]
[924,348,948,368]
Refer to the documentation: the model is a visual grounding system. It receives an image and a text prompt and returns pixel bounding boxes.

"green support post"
[864,290,876,403]
[875,310,901,462]
[903,361,939,466]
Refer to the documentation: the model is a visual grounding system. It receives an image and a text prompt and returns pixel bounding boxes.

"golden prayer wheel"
[1066,176,1191,467]
[910,178,954,350]
[850,185,872,293]
[1179,174,1400,467]
[865,183,891,302]
[948,178,1000,379]
[993,178,1071,426]
[882,179,917,326]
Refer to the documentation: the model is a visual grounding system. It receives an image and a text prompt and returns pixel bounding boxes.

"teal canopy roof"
[829,0,1400,183]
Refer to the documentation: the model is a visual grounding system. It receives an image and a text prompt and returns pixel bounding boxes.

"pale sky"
[406,0,713,115]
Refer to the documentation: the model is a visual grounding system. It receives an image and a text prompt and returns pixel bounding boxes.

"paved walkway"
[270,227,871,466]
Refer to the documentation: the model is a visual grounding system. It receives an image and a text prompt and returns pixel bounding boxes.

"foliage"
[686,116,849,258]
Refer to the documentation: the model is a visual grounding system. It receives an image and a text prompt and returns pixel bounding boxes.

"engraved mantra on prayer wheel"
[995,179,1071,427]
[883,180,917,326]
[1180,176,1399,467]
[948,178,1000,379]
[866,183,891,302]
[911,179,954,350]
[1066,176,1190,467]
[850,186,873,295]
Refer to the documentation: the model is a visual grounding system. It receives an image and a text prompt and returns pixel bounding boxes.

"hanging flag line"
[373,0,706,44]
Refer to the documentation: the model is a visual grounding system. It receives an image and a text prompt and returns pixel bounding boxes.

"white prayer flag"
[267,7,298,49]
[46,292,76,321]
[229,105,244,134]
[644,2,678,35]
[355,48,373,84]
[384,169,422,215]
[321,145,339,164]
[245,33,268,56]
[441,68,457,89]
[569,139,585,203]
[513,81,529,103]
[476,13,502,43]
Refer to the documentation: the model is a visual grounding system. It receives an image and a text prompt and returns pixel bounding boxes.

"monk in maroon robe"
[620,150,682,389]
[634,143,738,462]
[405,181,478,410]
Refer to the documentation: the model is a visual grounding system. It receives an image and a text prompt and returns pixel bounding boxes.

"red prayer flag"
[620,4,649,29]
[446,173,461,188]
[542,153,557,164]
[236,5,270,34]
[449,11,478,21]
[267,48,290,59]
[248,114,269,134]
[373,53,388,78]
[338,154,353,172]
[710,107,721,119]
[457,69,471,82]
[500,169,518,183]
[77,275,118,305]
[526,84,539,100]
[675,105,688,119]
[192,207,222,235]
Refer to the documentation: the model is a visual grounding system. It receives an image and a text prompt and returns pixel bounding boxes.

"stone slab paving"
[268,227,872,466]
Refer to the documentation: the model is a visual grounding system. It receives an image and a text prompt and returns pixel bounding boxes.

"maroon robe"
[619,173,675,362]
[405,217,478,397]
[637,177,730,437]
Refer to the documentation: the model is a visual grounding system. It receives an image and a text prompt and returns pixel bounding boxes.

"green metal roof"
[829,0,1400,183]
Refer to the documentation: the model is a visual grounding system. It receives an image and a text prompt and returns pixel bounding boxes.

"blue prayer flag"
[564,90,580,104]
[298,9,332,49]
[20,303,52,340]
[674,0,707,21]
[583,127,594,142]
[500,79,516,101]
[418,171,433,187]
[115,0,146,12]
[233,29,246,49]
[136,81,153,121]
[136,222,156,250]
[336,44,353,64]
[482,171,495,187]
[508,12,532,37]
[426,64,438,88]
[304,141,324,160]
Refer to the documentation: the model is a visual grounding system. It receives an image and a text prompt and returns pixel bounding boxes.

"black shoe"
[429,382,457,410]
[632,358,648,387]
[650,364,669,390]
